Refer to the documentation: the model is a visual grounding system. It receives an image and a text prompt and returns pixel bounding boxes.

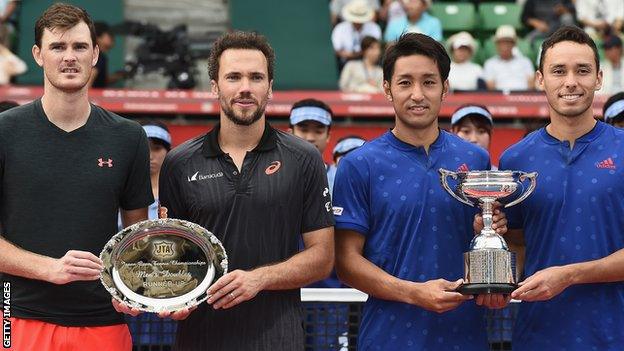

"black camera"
[112,21,213,90]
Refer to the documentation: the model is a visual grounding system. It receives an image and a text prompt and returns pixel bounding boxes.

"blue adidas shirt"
[499,122,624,351]
[333,130,490,350]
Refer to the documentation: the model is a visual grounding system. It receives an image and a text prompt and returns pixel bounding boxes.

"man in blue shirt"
[333,32,508,351]
[500,26,624,350]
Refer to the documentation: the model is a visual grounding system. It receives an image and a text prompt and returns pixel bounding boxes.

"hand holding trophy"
[439,169,537,295]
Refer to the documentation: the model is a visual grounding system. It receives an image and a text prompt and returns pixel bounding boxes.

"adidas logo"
[457,163,470,172]
[596,158,616,169]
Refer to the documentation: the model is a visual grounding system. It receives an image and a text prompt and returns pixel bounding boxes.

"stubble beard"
[221,95,268,126]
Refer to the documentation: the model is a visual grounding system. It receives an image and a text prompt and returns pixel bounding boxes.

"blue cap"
[451,106,493,126]
[604,99,624,122]
[289,106,332,126]
[143,125,172,148]
[333,137,366,155]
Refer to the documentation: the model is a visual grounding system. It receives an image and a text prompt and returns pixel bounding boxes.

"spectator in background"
[379,0,406,24]
[451,105,522,351]
[0,0,18,48]
[125,122,176,347]
[332,0,382,68]
[598,35,624,95]
[339,36,383,93]
[450,104,493,152]
[447,31,484,91]
[89,21,124,88]
[0,42,26,84]
[289,99,335,192]
[576,0,623,38]
[602,92,624,128]
[330,0,380,26]
[484,25,535,91]
[332,135,366,166]
[384,0,442,43]
[303,134,365,351]
[328,135,366,196]
[521,0,576,42]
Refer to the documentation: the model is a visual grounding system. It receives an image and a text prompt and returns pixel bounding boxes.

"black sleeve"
[159,153,186,220]
[120,126,154,210]
[300,150,335,234]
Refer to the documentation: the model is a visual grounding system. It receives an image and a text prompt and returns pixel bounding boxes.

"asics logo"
[265,161,282,175]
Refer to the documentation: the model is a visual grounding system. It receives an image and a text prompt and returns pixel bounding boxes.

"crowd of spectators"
[330,0,624,94]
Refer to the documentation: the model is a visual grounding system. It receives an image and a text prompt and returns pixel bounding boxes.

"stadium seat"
[478,3,522,31]
[430,2,477,33]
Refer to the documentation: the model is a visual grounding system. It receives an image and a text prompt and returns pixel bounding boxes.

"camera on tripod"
[112,21,214,90]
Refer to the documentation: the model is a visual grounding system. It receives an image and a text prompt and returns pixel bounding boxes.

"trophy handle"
[438,168,474,207]
[505,171,538,208]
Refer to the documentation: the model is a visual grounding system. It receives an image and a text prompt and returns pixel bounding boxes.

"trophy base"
[457,283,516,295]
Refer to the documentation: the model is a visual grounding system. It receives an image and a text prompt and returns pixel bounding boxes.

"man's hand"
[411,279,472,313]
[157,306,198,320]
[511,265,573,301]
[158,205,168,219]
[112,299,141,317]
[475,294,511,309]
[207,270,264,310]
[473,206,507,235]
[46,250,104,285]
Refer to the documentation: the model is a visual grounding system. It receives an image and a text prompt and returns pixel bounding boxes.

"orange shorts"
[5,317,132,351]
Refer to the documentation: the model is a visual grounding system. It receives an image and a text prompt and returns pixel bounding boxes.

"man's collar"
[202,121,277,157]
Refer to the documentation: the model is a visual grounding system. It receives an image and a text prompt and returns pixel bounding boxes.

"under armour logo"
[98,158,113,168]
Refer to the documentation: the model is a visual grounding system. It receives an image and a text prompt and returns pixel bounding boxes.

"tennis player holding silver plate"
[439,169,537,295]
[100,218,228,313]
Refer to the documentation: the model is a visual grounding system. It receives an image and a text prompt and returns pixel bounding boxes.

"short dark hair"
[361,36,379,53]
[94,21,111,38]
[0,100,19,113]
[289,98,333,130]
[382,32,451,83]
[539,25,600,73]
[452,115,493,135]
[208,31,275,81]
[602,92,624,125]
[35,3,96,47]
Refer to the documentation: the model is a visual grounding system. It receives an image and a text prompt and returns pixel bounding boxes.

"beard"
[220,94,269,126]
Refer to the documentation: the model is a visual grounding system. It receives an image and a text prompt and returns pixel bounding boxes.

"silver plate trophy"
[100,218,228,313]
[439,169,537,295]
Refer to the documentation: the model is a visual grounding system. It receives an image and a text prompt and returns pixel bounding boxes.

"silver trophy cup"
[439,169,537,294]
